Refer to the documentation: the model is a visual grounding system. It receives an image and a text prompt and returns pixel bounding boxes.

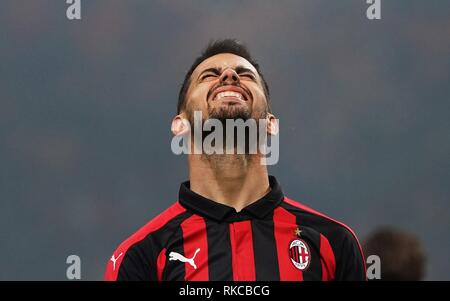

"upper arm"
[335,228,367,281]
[104,241,157,281]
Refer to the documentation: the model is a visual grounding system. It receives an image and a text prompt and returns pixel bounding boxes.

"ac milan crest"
[289,239,311,271]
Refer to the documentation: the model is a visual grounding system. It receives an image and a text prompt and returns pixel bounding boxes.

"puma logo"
[168,248,200,269]
[110,252,123,271]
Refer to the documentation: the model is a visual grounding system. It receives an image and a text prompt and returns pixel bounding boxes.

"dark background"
[0,0,448,280]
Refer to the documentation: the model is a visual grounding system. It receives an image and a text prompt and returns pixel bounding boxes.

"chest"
[160,219,331,281]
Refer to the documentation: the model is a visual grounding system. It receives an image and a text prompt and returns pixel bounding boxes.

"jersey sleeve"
[104,240,157,281]
[334,228,367,281]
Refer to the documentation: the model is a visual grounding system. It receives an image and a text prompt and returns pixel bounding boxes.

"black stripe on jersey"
[280,202,327,281]
[117,211,192,281]
[296,226,323,281]
[162,212,193,281]
[204,219,233,281]
[160,211,193,281]
[251,214,281,281]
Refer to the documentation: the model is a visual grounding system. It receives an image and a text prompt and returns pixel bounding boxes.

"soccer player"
[104,39,366,281]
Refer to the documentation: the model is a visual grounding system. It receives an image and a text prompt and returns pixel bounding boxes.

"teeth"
[215,91,243,100]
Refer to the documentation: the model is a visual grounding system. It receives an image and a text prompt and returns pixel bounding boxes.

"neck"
[188,154,270,212]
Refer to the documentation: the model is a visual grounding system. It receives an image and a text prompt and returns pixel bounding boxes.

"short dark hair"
[177,39,270,114]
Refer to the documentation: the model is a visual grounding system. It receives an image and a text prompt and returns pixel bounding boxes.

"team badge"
[289,239,311,271]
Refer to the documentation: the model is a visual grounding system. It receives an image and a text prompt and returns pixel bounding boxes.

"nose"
[219,68,240,85]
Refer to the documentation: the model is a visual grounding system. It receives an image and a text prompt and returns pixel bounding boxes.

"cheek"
[251,87,268,111]
[186,85,210,110]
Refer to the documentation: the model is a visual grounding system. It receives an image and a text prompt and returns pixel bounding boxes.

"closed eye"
[198,67,221,81]
[239,73,255,80]
[235,66,257,80]
[201,73,217,80]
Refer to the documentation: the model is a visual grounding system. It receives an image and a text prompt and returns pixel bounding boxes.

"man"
[104,39,366,281]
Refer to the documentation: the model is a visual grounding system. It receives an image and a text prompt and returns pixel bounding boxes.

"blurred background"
[0,0,449,280]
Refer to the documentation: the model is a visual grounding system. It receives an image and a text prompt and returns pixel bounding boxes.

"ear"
[171,114,190,136]
[266,113,279,136]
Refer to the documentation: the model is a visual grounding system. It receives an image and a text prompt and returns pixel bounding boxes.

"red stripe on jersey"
[229,221,256,281]
[283,197,367,273]
[273,206,303,281]
[104,201,186,281]
[319,234,336,281]
[156,248,166,281]
[180,215,209,280]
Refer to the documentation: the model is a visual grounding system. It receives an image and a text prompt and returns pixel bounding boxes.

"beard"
[186,103,268,155]
[208,103,252,122]
[187,101,267,125]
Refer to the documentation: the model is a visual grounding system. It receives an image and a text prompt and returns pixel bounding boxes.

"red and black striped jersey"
[104,176,366,281]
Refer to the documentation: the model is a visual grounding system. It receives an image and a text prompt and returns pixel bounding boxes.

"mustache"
[206,83,251,101]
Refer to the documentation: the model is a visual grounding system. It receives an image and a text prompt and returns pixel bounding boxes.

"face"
[183,53,269,122]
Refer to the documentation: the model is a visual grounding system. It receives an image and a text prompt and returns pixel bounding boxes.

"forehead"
[192,53,258,76]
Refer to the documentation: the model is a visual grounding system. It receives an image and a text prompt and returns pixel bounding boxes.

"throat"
[189,154,270,212]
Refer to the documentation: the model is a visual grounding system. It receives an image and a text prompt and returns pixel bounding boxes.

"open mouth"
[214,91,246,101]
[209,85,250,103]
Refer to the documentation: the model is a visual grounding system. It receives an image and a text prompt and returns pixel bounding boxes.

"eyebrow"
[197,65,256,80]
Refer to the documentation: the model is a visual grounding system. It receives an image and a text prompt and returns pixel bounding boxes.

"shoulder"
[281,197,367,280]
[281,196,360,242]
[104,201,188,281]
